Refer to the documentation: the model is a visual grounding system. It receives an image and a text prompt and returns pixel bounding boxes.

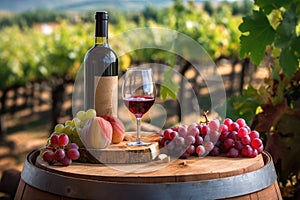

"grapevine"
[226,0,300,195]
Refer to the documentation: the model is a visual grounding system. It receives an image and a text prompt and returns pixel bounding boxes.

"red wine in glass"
[122,67,156,146]
[123,96,155,118]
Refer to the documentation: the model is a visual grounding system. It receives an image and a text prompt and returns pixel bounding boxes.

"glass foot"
[127,141,151,146]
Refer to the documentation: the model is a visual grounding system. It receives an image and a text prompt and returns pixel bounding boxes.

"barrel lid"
[21,150,279,200]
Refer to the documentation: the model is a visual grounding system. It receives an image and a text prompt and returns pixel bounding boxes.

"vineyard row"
[0,58,264,142]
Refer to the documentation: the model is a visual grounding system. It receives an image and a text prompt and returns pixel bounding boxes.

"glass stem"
[136,117,141,144]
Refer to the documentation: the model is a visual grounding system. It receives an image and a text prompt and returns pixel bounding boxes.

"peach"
[101,115,125,144]
[80,117,112,149]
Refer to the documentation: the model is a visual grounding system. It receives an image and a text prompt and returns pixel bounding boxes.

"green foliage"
[45,21,92,77]
[0,2,244,92]
[0,26,45,88]
[0,10,68,29]
[239,0,300,78]
[254,0,291,14]
[230,0,300,189]
[275,7,300,78]
[162,1,242,59]
[0,21,92,89]
[239,10,276,66]
[142,4,162,22]
[161,69,179,100]
[204,0,253,16]
[203,1,213,15]
[224,86,264,124]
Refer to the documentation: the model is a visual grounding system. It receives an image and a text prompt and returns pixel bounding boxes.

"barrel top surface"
[35,151,265,183]
[20,150,279,200]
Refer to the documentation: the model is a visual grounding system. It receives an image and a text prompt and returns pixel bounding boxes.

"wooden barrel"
[15,149,282,200]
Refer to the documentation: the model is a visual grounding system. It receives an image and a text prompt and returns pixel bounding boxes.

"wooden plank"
[22,183,62,200]
[77,132,161,164]
[14,179,26,200]
[36,153,264,184]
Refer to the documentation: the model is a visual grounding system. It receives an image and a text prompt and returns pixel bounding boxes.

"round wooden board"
[36,153,264,184]
[77,132,161,164]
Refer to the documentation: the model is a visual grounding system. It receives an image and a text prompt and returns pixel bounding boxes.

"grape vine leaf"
[275,8,300,78]
[255,0,290,14]
[274,9,298,49]
[279,47,299,78]
[224,86,264,124]
[160,69,179,100]
[292,37,300,56]
[239,10,276,66]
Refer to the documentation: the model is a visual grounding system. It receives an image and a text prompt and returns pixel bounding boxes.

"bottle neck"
[95,36,108,45]
[95,19,108,45]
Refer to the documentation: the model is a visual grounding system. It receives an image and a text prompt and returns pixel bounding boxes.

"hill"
[0,0,173,12]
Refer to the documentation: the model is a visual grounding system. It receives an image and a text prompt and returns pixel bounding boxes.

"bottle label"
[94,76,118,117]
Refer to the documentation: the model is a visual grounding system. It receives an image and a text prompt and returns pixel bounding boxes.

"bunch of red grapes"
[160,118,264,159]
[41,133,80,166]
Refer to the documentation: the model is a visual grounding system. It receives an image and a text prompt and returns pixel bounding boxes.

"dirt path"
[0,131,48,175]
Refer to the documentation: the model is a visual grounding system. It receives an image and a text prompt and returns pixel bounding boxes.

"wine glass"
[122,67,156,146]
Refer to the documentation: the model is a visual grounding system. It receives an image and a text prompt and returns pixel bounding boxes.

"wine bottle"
[84,11,118,116]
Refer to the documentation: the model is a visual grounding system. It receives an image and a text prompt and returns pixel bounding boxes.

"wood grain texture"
[36,153,264,183]
[16,144,282,200]
[77,132,161,164]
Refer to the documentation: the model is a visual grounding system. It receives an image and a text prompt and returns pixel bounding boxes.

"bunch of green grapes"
[53,109,97,148]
